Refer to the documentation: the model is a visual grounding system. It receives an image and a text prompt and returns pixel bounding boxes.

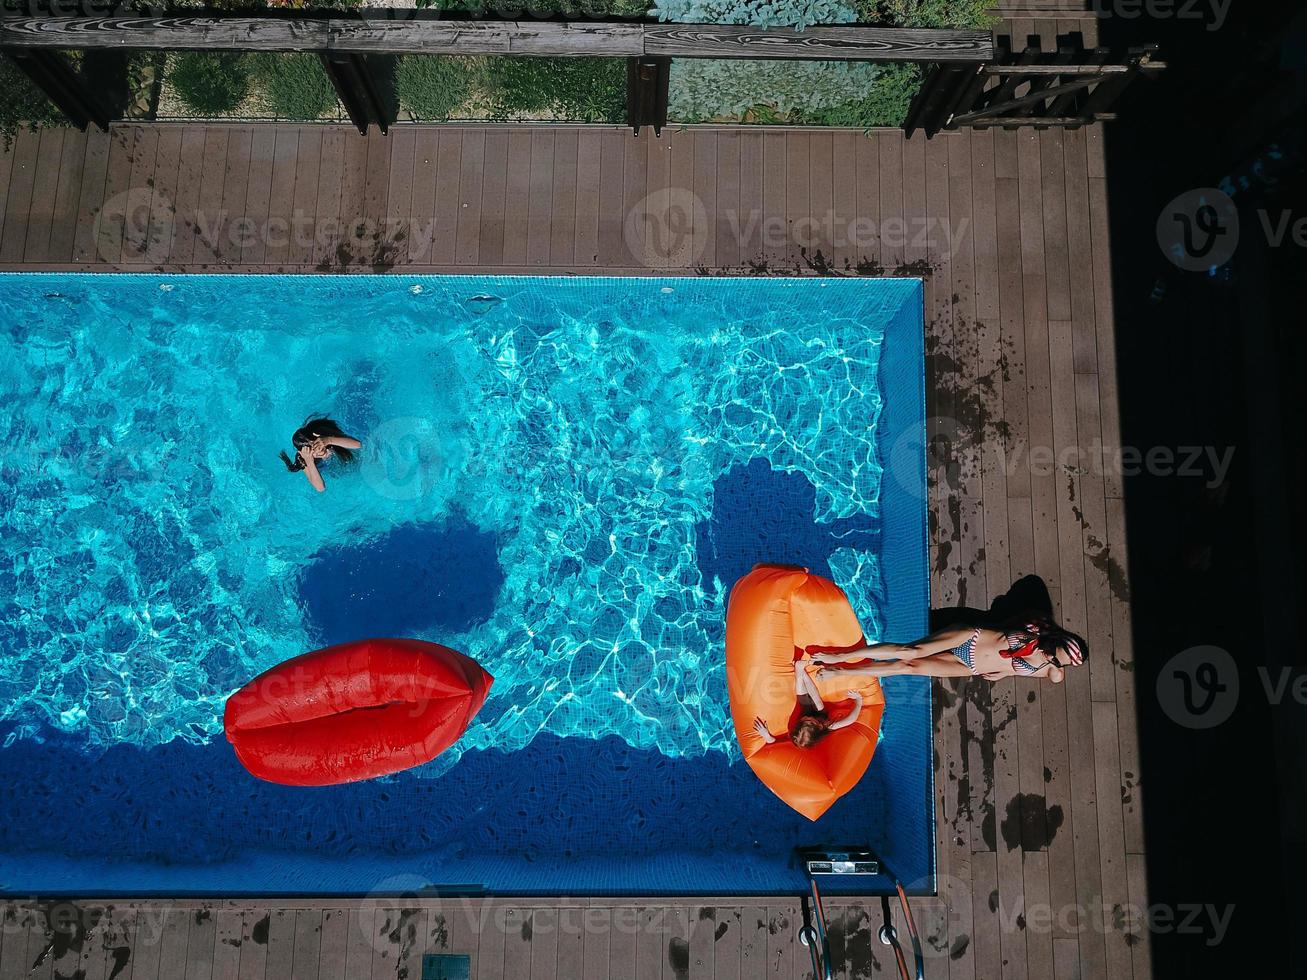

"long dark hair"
[278,418,357,473]
[1003,613,1088,667]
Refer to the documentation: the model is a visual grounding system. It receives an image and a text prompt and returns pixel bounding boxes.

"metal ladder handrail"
[799,877,925,980]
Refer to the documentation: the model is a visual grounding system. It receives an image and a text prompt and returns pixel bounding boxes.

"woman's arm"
[300,448,326,493]
[324,435,361,450]
[827,692,863,731]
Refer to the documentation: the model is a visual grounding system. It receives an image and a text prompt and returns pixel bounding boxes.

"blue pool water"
[0,274,931,896]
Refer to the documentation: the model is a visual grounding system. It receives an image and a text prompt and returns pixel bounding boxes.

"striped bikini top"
[1002,634,1054,676]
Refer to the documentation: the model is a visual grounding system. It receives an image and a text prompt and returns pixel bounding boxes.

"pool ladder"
[797,851,925,980]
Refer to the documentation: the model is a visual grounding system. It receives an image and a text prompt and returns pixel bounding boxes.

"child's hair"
[791,714,831,749]
[278,417,357,473]
[1004,614,1088,666]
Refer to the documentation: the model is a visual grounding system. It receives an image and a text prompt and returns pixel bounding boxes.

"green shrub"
[791,63,922,127]
[169,52,249,115]
[854,0,995,28]
[250,54,338,119]
[482,57,625,123]
[652,0,858,30]
[395,56,482,121]
[418,0,647,15]
[0,59,65,148]
[669,59,881,122]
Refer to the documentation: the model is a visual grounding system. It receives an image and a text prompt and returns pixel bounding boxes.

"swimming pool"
[0,273,930,896]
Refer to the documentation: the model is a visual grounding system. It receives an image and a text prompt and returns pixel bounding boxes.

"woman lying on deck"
[278,418,362,493]
[813,616,1087,684]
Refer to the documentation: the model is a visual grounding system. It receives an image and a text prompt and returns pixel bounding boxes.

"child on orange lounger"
[752,661,865,748]
[813,616,1087,684]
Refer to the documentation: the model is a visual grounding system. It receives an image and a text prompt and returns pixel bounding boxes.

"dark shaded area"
[297,513,505,647]
[927,574,1054,633]
[1097,5,1307,976]
[0,718,916,895]
[694,458,880,592]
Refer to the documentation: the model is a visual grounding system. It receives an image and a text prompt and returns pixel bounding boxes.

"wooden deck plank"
[209,911,241,980]
[575,130,601,266]
[454,128,487,266]
[184,910,217,980]
[146,127,182,266]
[472,907,506,980]
[189,128,228,267]
[853,132,880,273]
[607,909,637,980]
[597,129,626,265]
[476,129,508,267]
[549,129,577,267]
[22,127,65,264]
[239,126,275,266]
[529,909,559,980]
[70,127,111,263]
[714,131,740,270]
[289,910,321,980]
[693,131,717,270]
[312,129,346,268]
[784,132,809,269]
[527,130,555,267]
[1,130,41,263]
[316,908,347,980]
[287,127,322,268]
[502,909,533,980]
[667,130,694,270]
[215,128,252,265]
[760,132,786,271]
[156,909,192,980]
[384,127,415,267]
[736,132,763,266]
[169,128,206,267]
[556,908,584,980]
[502,131,532,266]
[688,907,713,980]
[634,908,662,980]
[264,126,299,268]
[805,131,833,270]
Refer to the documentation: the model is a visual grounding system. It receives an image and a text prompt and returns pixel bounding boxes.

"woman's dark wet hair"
[1004,613,1088,667]
[279,418,357,473]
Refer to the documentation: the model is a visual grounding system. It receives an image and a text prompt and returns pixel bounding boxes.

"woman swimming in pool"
[752,661,864,749]
[813,615,1087,684]
[278,418,362,493]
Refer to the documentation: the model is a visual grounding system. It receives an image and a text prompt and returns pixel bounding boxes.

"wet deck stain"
[194,909,211,926]
[520,917,532,942]
[107,946,131,980]
[949,934,970,960]
[1000,793,1065,851]
[251,914,270,945]
[714,922,728,942]
[667,937,689,980]
[430,914,448,950]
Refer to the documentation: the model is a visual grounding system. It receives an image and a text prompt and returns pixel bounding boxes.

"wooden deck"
[0,20,1146,976]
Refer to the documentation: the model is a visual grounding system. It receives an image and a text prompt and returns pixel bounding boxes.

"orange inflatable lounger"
[726,565,886,821]
[224,638,493,786]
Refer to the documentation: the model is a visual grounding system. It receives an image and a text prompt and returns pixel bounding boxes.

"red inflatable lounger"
[223,638,494,786]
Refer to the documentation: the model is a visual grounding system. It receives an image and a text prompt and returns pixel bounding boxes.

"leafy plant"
[395,56,483,121]
[0,59,64,149]
[481,58,626,123]
[250,54,339,119]
[853,0,995,28]
[669,59,882,122]
[417,0,646,14]
[790,62,922,127]
[651,0,858,30]
[168,52,250,115]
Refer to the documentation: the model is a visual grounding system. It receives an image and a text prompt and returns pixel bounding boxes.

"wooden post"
[627,56,670,137]
[319,52,390,136]
[3,49,110,131]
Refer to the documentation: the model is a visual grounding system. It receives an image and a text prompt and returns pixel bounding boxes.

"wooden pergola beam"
[0,16,993,62]
[4,48,111,131]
